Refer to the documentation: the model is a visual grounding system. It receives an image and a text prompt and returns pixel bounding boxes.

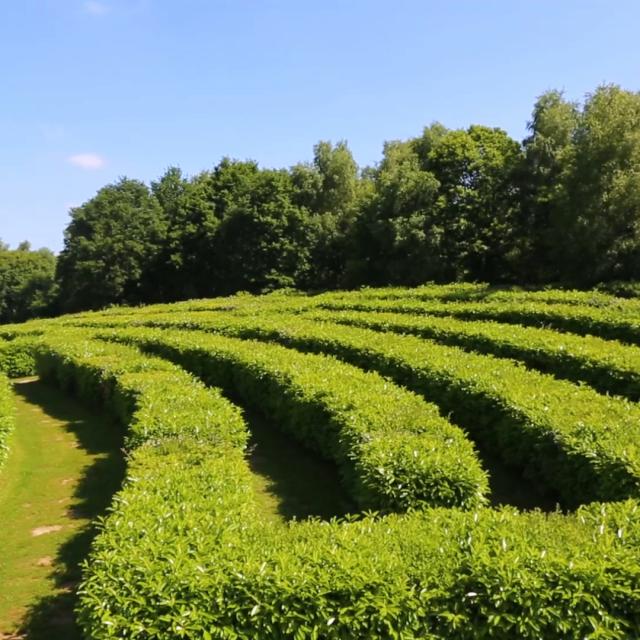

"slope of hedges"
[3,285,640,638]
[80,304,640,400]
[102,327,488,511]
[316,283,640,309]
[303,309,640,400]
[33,331,248,451]
[12,327,639,639]
[0,336,38,378]
[318,298,640,345]
[78,462,640,639]
[88,315,640,507]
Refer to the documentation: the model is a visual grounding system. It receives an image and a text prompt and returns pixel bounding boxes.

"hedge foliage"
[0,334,37,472]
[92,313,640,507]
[71,284,640,345]
[32,330,247,451]
[318,297,640,345]
[317,283,640,309]
[0,336,38,378]
[302,309,640,401]
[3,285,640,637]
[23,328,640,639]
[78,449,640,640]
[0,370,14,470]
[102,327,488,511]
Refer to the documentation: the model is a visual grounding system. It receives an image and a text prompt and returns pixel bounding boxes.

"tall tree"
[425,125,523,281]
[520,90,579,281]
[351,123,522,285]
[348,137,441,286]
[0,244,56,323]
[43,82,640,314]
[56,178,167,311]
[554,85,640,283]
[292,141,361,289]
[149,166,195,300]
[212,165,313,293]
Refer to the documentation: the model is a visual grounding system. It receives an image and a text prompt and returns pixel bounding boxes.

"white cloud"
[83,1,110,15]
[68,153,106,170]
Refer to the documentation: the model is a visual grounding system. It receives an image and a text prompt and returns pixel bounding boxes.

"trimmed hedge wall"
[34,329,640,639]
[0,372,14,470]
[304,309,640,401]
[0,336,38,378]
[103,328,488,511]
[79,444,640,639]
[3,285,640,638]
[99,315,640,508]
[33,331,247,451]
[318,298,640,345]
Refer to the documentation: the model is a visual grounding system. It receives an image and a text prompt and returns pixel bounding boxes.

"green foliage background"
[4,83,640,318]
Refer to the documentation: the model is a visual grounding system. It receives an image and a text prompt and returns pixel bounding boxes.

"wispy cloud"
[83,1,110,16]
[68,153,106,170]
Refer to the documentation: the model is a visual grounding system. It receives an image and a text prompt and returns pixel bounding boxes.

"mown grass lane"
[243,406,356,522]
[0,378,124,639]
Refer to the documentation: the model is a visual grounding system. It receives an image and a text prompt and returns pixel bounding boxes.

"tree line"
[2,83,640,321]
[0,242,56,323]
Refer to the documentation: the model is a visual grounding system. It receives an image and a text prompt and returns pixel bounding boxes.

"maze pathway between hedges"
[0,379,124,640]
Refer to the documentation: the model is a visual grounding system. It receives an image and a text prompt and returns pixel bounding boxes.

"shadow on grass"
[476,443,561,512]
[11,380,126,640]
[242,407,356,521]
[242,395,559,515]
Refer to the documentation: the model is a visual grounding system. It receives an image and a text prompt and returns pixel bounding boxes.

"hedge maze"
[2,285,640,638]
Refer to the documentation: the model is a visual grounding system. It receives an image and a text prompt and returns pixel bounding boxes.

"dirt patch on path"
[30,526,63,537]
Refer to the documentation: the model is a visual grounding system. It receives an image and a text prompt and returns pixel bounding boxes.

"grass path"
[0,379,125,640]
[243,407,356,523]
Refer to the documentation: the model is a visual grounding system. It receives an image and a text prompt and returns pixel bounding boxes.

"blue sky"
[1,0,638,252]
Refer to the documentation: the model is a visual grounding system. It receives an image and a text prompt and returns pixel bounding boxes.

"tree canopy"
[56,178,167,311]
[3,82,640,321]
[0,243,56,323]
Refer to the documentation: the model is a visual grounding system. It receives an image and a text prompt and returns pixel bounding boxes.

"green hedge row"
[74,285,640,340]
[4,323,640,637]
[317,298,640,345]
[597,280,640,299]
[33,330,247,451]
[0,335,37,471]
[0,371,14,470]
[0,321,47,340]
[102,315,640,507]
[302,309,640,401]
[0,336,38,378]
[39,325,640,639]
[317,283,640,309]
[9,283,640,337]
[27,327,640,639]
[0,330,253,637]
[103,327,488,511]
[78,446,640,639]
